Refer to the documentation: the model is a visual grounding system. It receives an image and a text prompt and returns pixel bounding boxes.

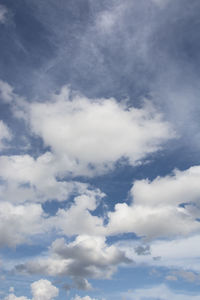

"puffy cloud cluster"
[107,165,200,239]
[15,235,132,288]
[0,191,105,248]
[4,279,58,300]
[3,162,200,249]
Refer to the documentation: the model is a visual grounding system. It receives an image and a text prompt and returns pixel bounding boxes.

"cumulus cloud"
[31,279,59,300]
[0,189,106,248]
[28,86,174,176]
[107,165,200,239]
[15,235,132,287]
[4,279,58,300]
[0,202,48,247]
[53,194,105,237]
[0,152,96,204]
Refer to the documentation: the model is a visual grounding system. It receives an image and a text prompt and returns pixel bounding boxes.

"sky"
[0,0,200,299]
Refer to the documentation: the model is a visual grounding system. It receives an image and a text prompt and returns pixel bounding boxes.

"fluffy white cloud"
[4,279,58,300]
[0,202,47,247]
[0,121,12,149]
[53,194,105,236]
[107,165,200,239]
[31,279,59,300]
[15,235,131,285]
[123,284,200,300]
[0,152,94,204]
[132,166,200,207]
[28,86,174,176]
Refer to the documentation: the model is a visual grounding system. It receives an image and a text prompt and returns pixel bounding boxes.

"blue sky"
[1,1,200,299]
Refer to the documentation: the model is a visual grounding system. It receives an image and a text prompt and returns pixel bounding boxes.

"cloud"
[31,279,59,300]
[4,279,58,300]
[122,284,200,300]
[167,270,200,283]
[73,278,92,291]
[0,202,47,247]
[0,152,96,204]
[15,235,132,287]
[0,187,106,248]
[0,5,8,24]
[134,245,150,256]
[0,80,14,103]
[0,121,12,150]
[107,165,200,239]
[71,296,99,300]
[53,194,105,237]
[28,86,174,176]
[117,235,200,273]
[4,295,29,300]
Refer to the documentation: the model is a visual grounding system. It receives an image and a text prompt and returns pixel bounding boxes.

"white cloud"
[107,165,200,239]
[0,121,12,149]
[0,152,95,204]
[0,5,8,24]
[0,80,14,102]
[123,284,200,300]
[31,279,59,300]
[0,202,48,247]
[53,194,105,236]
[28,86,174,176]
[4,279,58,300]
[131,166,200,207]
